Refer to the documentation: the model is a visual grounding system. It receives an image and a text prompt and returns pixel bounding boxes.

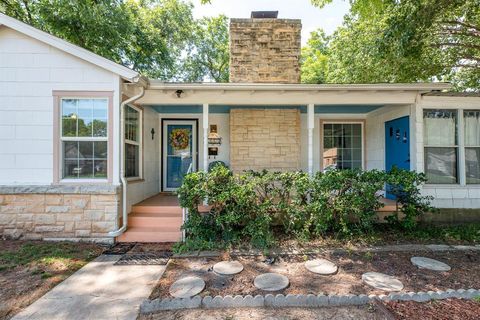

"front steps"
[117,194,183,243]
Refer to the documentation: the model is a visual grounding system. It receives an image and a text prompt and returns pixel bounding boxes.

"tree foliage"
[300,29,329,83]
[304,0,480,91]
[0,0,228,82]
[182,15,229,82]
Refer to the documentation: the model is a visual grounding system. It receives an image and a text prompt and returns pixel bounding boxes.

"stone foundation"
[230,109,301,172]
[0,185,120,243]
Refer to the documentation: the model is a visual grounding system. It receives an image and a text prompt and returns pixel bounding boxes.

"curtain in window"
[423,110,458,184]
[465,111,480,184]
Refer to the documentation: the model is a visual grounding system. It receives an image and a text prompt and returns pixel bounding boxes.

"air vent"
[251,11,278,19]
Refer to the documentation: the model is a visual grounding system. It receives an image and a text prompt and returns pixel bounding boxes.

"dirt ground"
[150,250,480,299]
[0,240,103,320]
[139,305,387,320]
[384,298,480,320]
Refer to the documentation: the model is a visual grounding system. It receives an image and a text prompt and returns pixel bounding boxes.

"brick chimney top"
[251,11,278,18]
[229,14,302,83]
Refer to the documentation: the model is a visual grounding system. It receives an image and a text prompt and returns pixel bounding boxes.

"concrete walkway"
[13,255,166,320]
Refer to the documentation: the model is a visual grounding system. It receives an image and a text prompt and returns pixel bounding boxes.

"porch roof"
[136,81,452,106]
[147,81,451,92]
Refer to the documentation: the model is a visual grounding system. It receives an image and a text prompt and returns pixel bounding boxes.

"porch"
[117,83,444,242]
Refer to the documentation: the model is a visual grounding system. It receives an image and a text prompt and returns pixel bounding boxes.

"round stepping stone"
[362,272,404,291]
[213,261,244,275]
[411,257,451,271]
[169,276,205,298]
[305,259,338,275]
[254,273,289,291]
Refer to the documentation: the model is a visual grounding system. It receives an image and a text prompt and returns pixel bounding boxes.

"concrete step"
[128,212,183,229]
[131,205,182,214]
[117,227,182,243]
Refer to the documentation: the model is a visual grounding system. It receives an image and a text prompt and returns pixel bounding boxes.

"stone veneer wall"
[230,109,301,172]
[229,18,301,83]
[0,185,120,243]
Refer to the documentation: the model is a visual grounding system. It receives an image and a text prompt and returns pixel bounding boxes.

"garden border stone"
[139,288,480,313]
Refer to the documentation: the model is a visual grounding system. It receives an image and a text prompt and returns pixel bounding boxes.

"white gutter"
[109,86,145,238]
[147,81,452,92]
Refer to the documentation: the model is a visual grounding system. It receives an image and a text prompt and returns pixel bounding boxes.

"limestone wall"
[229,18,301,83]
[0,185,120,243]
[230,109,301,172]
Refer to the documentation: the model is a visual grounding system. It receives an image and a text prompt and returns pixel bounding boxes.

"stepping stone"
[254,273,289,291]
[305,258,338,275]
[362,272,404,291]
[411,256,451,271]
[169,276,205,298]
[213,261,244,275]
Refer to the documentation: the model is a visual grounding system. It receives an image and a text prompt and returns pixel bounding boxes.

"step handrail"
[180,162,194,242]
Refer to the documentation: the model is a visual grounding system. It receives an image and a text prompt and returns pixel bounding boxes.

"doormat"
[103,243,136,255]
[114,252,172,266]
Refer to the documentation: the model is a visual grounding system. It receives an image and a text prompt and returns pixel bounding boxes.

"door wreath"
[169,128,190,150]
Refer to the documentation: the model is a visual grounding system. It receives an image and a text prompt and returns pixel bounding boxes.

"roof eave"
[147,81,452,92]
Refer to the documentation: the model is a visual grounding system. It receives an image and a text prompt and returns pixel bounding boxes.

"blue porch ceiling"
[149,104,384,114]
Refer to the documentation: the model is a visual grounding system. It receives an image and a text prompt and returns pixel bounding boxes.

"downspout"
[109,85,145,237]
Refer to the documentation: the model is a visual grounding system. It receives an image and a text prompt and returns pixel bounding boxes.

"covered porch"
[115,82,448,242]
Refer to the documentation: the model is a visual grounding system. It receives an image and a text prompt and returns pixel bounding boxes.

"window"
[465,110,480,184]
[61,98,108,179]
[423,110,458,184]
[322,122,363,170]
[125,105,142,179]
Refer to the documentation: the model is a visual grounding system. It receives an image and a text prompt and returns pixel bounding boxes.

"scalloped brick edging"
[140,288,480,313]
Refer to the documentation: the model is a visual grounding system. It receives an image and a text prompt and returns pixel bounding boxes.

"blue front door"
[163,120,197,191]
[385,116,410,199]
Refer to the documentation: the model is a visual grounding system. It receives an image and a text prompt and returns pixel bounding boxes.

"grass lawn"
[0,240,104,320]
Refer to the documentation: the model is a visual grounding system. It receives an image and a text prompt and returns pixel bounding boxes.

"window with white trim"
[61,98,108,179]
[125,105,142,179]
[464,110,480,184]
[322,122,364,170]
[423,109,458,184]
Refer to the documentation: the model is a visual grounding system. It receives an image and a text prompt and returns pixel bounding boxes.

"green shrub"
[176,165,433,251]
[385,166,435,229]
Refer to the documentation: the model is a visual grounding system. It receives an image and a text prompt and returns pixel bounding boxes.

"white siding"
[0,27,120,185]
[126,107,160,211]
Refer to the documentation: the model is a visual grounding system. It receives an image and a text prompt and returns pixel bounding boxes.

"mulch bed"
[383,298,480,320]
[149,250,480,299]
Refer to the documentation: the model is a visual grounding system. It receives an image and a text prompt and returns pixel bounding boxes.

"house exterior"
[1,12,479,243]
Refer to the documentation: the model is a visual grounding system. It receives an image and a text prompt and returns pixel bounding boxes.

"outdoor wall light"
[175,89,183,98]
[208,124,222,145]
[151,128,155,140]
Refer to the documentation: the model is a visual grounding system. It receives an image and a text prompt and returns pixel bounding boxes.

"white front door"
[162,120,197,191]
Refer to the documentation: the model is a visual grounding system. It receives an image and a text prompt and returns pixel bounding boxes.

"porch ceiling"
[149,104,385,114]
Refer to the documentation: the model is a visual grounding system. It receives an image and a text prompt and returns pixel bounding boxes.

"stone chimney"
[229,11,301,83]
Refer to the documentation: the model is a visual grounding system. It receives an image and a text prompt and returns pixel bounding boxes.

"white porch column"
[308,103,315,176]
[203,103,209,172]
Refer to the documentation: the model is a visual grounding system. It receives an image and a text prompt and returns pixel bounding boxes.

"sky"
[191,0,351,46]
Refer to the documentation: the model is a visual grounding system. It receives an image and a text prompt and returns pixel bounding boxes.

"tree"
[0,0,223,81]
[301,29,329,83]
[308,0,480,91]
[182,15,229,82]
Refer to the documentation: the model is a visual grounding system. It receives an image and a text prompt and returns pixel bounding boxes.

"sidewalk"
[12,255,166,320]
